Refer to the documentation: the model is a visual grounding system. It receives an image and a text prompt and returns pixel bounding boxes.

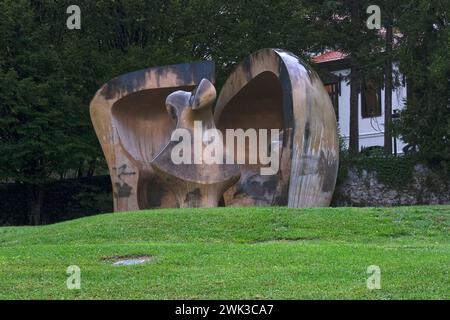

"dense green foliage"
[395,0,450,169]
[338,147,416,189]
[0,206,448,299]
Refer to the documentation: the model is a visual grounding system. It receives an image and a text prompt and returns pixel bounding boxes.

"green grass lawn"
[0,206,449,299]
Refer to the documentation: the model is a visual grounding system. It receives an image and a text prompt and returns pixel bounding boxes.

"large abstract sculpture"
[90,48,339,211]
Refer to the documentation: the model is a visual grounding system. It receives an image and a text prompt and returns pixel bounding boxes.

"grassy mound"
[0,206,448,299]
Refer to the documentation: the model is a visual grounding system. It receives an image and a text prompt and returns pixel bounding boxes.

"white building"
[313,51,407,154]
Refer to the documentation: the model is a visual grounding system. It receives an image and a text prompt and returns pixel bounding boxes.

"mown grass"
[0,206,448,299]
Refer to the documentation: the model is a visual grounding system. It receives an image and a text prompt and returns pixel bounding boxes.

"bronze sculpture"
[90,49,339,211]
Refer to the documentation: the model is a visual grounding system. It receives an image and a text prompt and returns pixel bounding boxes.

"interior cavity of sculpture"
[151,79,240,208]
[90,49,339,211]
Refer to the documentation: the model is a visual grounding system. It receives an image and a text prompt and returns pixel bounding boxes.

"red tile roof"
[313,51,347,63]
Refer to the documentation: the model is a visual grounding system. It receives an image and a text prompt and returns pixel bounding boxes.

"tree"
[395,0,450,169]
[348,0,361,156]
[0,1,102,224]
[383,2,394,154]
[308,0,381,155]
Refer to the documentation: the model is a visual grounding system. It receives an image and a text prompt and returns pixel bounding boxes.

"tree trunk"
[27,184,44,225]
[384,12,393,155]
[87,158,97,177]
[349,61,360,155]
[349,0,360,155]
[77,161,84,178]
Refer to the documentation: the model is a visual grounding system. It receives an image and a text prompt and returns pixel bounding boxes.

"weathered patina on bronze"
[90,49,339,210]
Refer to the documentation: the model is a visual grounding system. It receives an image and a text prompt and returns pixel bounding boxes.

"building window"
[324,82,339,121]
[361,79,382,118]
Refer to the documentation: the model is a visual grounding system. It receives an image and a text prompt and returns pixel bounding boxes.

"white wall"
[332,67,407,154]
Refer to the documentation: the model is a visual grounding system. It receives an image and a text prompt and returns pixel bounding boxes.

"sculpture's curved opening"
[111,88,185,165]
[111,86,194,209]
[216,71,284,206]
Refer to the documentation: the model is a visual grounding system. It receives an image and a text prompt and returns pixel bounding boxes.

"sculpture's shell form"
[90,61,215,211]
[214,49,339,207]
